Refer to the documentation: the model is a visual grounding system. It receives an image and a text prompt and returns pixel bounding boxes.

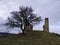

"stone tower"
[24,24,33,32]
[43,18,49,32]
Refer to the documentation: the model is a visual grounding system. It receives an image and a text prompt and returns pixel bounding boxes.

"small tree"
[5,6,42,34]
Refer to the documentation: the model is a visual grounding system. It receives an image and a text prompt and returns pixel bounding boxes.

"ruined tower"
[24,24,33,32]
[43,18,49,32]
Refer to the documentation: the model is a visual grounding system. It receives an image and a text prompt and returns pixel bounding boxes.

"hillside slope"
[0,31,60,45]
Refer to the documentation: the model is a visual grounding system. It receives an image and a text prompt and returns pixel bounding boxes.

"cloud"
[0,0,20,19]
[19,0,60,25]
[19,0,60,34]
[0,0,60,34]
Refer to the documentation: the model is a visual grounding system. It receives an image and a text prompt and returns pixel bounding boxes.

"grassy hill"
[0,31,60,45]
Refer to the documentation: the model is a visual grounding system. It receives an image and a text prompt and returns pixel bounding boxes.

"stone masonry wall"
[43,18,49,32]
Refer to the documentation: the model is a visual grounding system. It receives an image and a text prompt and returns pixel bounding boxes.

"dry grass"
[0,31,60,45]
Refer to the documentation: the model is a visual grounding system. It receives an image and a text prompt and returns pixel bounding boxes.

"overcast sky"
[0,0,60,34]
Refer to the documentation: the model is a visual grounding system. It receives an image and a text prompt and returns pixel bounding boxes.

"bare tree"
[5,6,42,34]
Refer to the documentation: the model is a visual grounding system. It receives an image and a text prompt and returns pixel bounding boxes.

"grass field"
[0,31,60,45]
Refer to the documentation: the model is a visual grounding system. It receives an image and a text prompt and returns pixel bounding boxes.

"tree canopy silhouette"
[5,6,42,34]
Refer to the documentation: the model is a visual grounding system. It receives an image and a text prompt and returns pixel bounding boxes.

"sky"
[0,0,60,34]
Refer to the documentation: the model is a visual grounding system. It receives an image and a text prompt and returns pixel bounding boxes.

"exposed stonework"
[43,18,49,32]
[24,25,33,32]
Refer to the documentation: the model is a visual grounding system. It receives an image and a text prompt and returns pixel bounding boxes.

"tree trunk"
[22,29,24,34]
[20,24,25,34]
[21,27,25,34]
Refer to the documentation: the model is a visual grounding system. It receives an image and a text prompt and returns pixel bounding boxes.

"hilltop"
[0,31,60,45]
